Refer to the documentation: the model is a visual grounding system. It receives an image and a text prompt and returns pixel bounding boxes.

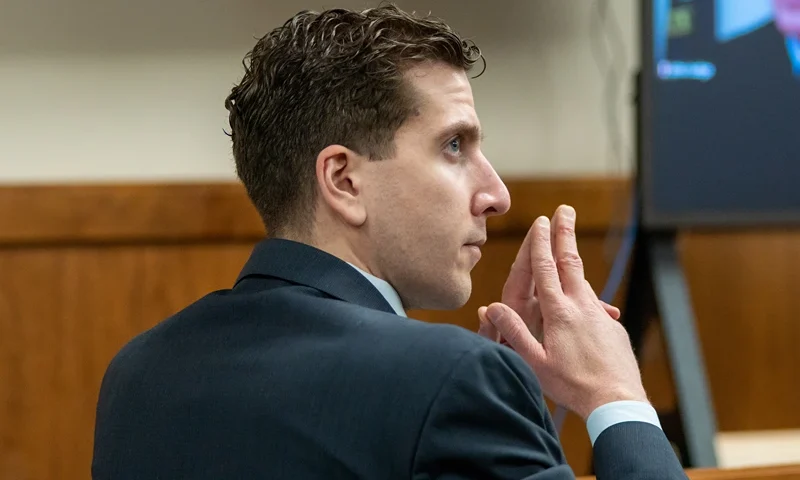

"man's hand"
[479,205,648,420]
[478,208,621,344]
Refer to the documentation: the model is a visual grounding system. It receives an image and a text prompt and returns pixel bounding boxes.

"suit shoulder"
[354,306,492,361]
[349,306,542,392]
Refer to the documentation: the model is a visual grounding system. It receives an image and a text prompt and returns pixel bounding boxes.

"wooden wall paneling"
[0,243,256,480]
[680,231,800,431]
[495,177,632,234]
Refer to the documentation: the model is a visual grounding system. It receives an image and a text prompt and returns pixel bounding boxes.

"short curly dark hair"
[224,4,483,237]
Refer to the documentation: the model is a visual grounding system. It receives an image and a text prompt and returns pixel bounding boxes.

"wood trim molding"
[578,464,800,480]
[0,177,630,245]
[0,183,265,245]
[497,176,631,235]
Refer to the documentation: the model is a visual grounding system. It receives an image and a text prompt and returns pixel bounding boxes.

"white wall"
[0,0,638,183]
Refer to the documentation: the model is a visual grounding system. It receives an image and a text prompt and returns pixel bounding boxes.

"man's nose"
[472,160,511,218]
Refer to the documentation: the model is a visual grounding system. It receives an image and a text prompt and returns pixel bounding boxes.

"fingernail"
[487,304,503,322]
[536,216,550,227]
[562,205,576,219]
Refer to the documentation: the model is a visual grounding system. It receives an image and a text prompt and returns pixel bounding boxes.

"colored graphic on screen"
[654,0,800,81]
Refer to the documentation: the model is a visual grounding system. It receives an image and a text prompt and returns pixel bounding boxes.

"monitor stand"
[622,229,718,467]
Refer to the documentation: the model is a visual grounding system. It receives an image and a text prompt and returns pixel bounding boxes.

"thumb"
[477,306,499,341]
[486,302,546,366]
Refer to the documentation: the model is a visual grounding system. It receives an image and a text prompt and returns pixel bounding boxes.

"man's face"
[775,0,800,37]
[359,62,510,310]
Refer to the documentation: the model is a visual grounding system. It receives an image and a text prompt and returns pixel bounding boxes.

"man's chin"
[410,276,472,311]
[442,275,473,310]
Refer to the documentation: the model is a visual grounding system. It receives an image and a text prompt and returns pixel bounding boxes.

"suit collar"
[235,238,397,315]
[346,263,407,317]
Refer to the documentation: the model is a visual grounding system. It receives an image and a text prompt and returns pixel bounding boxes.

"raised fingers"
[552,205,585,295]
[530,216,563,307]
[502,226,535,304]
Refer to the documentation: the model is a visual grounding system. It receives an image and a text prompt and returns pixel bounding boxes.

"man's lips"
[465,238,486,248]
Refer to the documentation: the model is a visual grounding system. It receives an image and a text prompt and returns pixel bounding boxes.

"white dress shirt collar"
[346,263,407,317]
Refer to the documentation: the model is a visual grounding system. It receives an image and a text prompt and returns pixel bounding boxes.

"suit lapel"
[235,238,396,315]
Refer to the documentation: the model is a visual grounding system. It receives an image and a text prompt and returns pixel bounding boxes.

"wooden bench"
[579,464,800,479]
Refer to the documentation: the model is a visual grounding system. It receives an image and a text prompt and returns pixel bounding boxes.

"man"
[92,5,686,479]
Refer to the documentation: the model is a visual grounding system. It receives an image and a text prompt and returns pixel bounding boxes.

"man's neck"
[344,262,406,317]
[278,232,405,316]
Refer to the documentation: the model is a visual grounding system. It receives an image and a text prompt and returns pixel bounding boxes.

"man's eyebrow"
[437,120,484,143]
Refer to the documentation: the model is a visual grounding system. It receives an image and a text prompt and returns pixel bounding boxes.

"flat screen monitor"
[640,0,800,228]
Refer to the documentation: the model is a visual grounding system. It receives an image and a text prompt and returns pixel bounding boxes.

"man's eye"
[447,137,461,154]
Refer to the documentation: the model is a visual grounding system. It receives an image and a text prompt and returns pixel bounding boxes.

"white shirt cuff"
[586,400,662,445]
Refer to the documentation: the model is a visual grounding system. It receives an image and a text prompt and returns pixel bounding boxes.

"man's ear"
[315,144,368,227]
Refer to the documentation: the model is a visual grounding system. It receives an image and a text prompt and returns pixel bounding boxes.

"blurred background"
[1,0,799,478]
[0,0,636,182]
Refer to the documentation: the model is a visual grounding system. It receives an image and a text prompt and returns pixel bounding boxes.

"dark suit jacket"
[92,238,686,479]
